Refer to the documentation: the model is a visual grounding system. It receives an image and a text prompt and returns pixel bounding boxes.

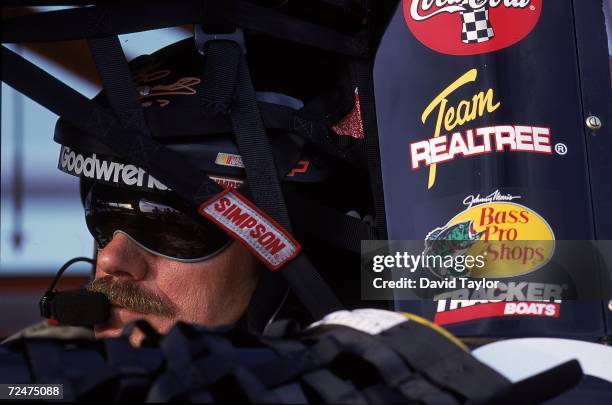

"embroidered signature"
[134,69,201,108]
[462,189,522,208]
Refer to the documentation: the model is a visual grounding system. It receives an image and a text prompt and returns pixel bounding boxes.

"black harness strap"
[271,382,310,404]
[199,36,344,320]
[360,383,410,405]
[1,3,200,43]
[147,326,229,401]
[1,46,223,207]
[250,334,341,388]
[349,59,388,239]
[55,95,331,146]
[301,369,368,404]
[23,340,76,400]
[231,55,291,226]
[87,34,150,135]
[2,1,366,57]
[102,337,152,401]
[202,41,291,229]
[319,326,459,404]
[148,324,281,402]
[223,0,368,57]
[285,193,377,253]
[380,322,511,403]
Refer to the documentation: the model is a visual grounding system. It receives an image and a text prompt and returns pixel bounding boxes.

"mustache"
[87,277,175,318]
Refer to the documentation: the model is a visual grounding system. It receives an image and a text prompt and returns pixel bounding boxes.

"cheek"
[151,242,258,326]
[154,261,212,317]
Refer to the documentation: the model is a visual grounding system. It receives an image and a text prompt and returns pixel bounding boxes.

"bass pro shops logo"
[403,0,542,55]
[425,196,555,278]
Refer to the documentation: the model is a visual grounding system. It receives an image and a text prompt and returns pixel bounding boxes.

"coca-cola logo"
[404,0,542,55]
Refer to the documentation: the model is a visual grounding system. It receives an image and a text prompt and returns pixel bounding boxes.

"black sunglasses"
[84,183,232,262]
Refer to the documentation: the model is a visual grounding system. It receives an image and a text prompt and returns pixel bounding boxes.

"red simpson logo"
[404,0,542,55]
[199,190,300,270]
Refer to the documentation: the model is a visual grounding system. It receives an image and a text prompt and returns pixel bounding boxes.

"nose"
[95,231,149,281]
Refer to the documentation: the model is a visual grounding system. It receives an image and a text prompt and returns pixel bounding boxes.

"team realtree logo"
[404,0,542,55]
[409,68,555,189]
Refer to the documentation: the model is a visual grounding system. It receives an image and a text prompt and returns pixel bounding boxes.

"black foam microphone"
[43,290,111,326]
[39,257,111,327]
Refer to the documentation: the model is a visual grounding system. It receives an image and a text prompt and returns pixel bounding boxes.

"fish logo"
[424,220,484,277]
[425,200,555,278]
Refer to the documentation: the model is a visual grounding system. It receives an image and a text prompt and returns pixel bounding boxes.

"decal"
[403,0,542,55]
[434,298,561,326]
[58,145,169,191]
[287,160,310,177]
[410,68,560,189]
[208,175,244,190]
[215,152,245,168]
[332,88,365,139]
[424,194,555,278]
[199,189,301,270]
[134,69,201,108]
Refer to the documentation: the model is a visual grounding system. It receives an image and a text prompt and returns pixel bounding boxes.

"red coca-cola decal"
[403,0,542,56]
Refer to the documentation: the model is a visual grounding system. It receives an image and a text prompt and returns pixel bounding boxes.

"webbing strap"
[251,335,340,388]
[272,382,310,404]
[313,326,459,404]
[324,328,415,386]
[54,92,332,149]
[87,34,150,134]
[301,369,368,404]
[1,46,223,206]
[199,38,344,319]
[381,322,511,403]
[226,367,282,403]
[200,40,242,115]
[227,48,292,229]
[148,327,232,401]
[397,379,459,405]
[360,383,408,405]
[232,49,343,317]
[224,0,367,57]
[1,1,367,57]
[349,60,388,239]
[103,338,151,401]
[23,340,75,400]
[285,193,377,253]
[149,324,281,402]
[1,3,199,43]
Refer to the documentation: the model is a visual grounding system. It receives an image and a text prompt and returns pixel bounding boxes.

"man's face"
[89,232,259,346]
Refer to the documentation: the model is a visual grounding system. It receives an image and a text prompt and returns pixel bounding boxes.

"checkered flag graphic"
[460,0,495,44]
